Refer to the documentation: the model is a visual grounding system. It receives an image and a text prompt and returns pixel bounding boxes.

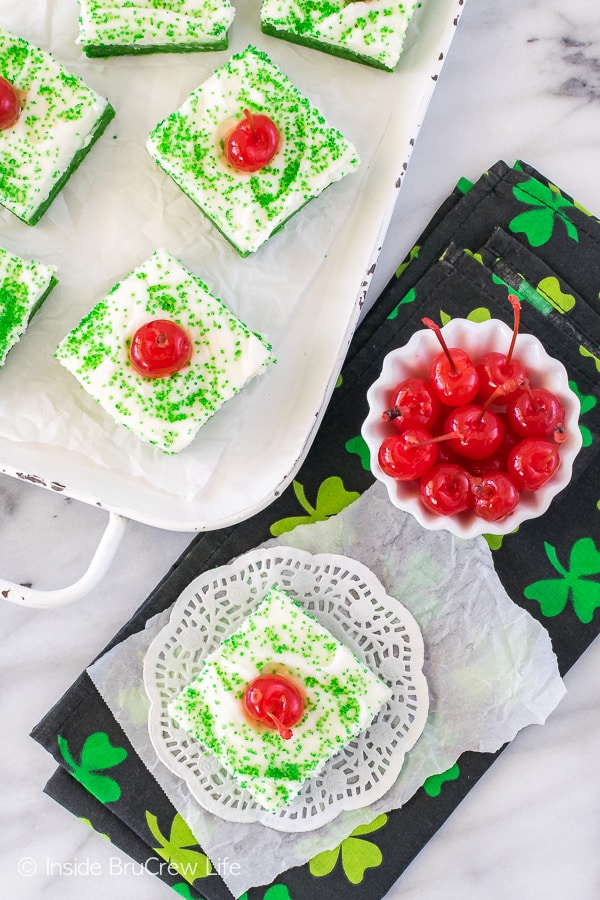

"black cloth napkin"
[32,160,600,900]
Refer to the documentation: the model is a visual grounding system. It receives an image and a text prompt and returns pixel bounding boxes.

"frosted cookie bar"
[78,0,235,57]
[0,27,115,225]
[260,0,419,72]
[0,247,57,367]
[55,248,273,453]
[146,44,360,256]
[170,585,392,811]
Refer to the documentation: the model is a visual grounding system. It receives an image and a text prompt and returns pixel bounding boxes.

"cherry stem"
[243,108,255,138]
[505,294,521,367]
[479,375,529,418]
[470,477,492,499]
[410,430,464,448]
[382,406,402,423]
[266,711,293,740]
[553,423,567,444]
[422,317,458,375]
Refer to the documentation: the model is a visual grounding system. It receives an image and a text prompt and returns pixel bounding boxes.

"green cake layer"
[0,27,115,226]
[260,0,419,72]
[78,0,235,57]
[55,248,273,454]
[170,585,392,811]
[0,246,57,366]
[147,44,360,256]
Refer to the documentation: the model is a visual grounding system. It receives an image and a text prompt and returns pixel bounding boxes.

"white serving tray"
[0,0,466,605]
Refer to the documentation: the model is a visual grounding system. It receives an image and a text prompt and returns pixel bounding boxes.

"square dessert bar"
[169,585,392,811]
[0,27,115,226]
[78,0,235,57]
[0,246,57,367]
[146,44,360,256]
[260,0,419,72]
[55,248,273,453]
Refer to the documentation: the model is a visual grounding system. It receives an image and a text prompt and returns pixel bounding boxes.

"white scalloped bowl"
[361,318,582,539]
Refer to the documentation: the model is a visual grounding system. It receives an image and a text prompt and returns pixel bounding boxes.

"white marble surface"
[1,0,600,897]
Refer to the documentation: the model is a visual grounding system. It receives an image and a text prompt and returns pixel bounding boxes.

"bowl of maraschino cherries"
[361,296,582,538]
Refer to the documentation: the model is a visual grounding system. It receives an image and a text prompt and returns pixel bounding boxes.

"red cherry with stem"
[476,295,528,405]
[443,405,505,460]
[506,386,566,441]
[507,438,561,491]
[0,76,20,130]
[130,319,192,378]
[382,377,441,432]
[422,318,479,406]
[243,673,304,740]
[470,472,520,521]
[224,108,280,173]
[378,428,438,480]
[419,463,472,516]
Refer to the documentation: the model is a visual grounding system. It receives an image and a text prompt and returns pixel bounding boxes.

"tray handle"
[0,511,128,609]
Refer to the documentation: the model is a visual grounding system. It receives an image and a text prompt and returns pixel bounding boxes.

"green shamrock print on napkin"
[423,762,461,797]
[309,813,388,884]
[345,434,370,471]
[569,380,597,446]
[145,811,212,883]
[535,276,576,314]
[579,344,600,375]
[79,817,110,840]
[395,244,420,278]
[57,732,127,803]
[172,885,195,899]
[524,537,600,624]
[509,179,579,247]
[388,286,416,319]
[270,476,359,536]
[238,886,294,900]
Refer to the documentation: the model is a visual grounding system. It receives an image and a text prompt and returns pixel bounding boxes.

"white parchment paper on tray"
[0,0,466,530]
[88,482,566,897]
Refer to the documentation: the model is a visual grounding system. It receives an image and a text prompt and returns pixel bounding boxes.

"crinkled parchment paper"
[88,482,565,896]
[0,0,464,529]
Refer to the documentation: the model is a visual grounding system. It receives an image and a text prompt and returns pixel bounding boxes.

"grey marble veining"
[2,0,600,898]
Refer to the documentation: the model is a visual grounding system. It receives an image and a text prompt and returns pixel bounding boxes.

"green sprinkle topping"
[169,585,391,810]
[147,44,359,255]
[0,26,114,224]
[54,248,273,453]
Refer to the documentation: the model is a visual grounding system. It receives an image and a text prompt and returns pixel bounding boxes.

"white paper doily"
[143,546,429,832]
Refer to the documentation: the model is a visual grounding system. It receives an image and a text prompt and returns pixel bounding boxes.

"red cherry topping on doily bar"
[243,673,304,740]
[0,75,20,130]
[130,319,192,378]
[422,318,479,406]
[224,109,280,173]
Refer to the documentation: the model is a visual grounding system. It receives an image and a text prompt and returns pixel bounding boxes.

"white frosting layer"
[55,248,273,454]
[0,246,56,366]
[261,0,418,70]
[147,45,360,255]
[78,0,235,50]
[170,585,392,810]
[0,26,113,223]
